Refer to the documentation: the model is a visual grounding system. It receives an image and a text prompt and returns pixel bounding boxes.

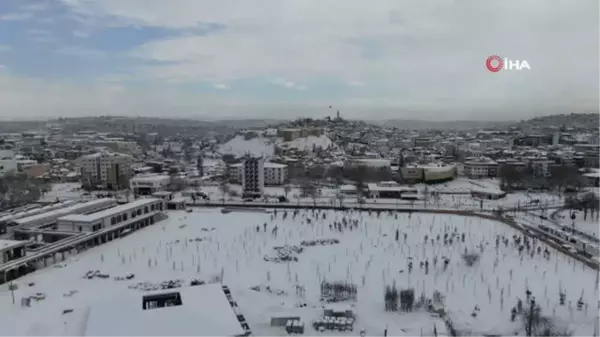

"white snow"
[38,183,84,203]
[218,135,275,158]
[0,209,597,336]
[84,283,244,336]
[555,210,600,238]
[281,135,333,153]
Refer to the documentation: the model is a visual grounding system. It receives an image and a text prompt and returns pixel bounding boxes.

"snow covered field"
[0,209,597,336]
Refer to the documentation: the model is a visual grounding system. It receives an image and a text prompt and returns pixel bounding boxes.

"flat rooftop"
[84,284,245,336]
[0,239,27,252]
[131,174,170,182]
[58,198,161,223]
[14,199,116,226]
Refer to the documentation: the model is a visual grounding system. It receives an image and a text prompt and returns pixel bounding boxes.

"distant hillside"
[371,119,514,131]
[514,113,599,129]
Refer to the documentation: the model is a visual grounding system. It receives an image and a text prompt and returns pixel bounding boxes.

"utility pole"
[10,280,15,304]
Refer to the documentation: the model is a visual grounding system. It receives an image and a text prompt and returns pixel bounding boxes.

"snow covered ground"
[555,209,599,238]
[280,135,334,153]
[38,183,84,203]
[218,135,275,157]
[0,209,597,336]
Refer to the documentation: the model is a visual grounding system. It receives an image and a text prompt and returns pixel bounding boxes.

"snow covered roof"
[366,183,417,192]
[83,284,245,336]
[283,135,332,152]
[131,174,170,183]
[218,135,274,158]
[0,239,27,252]
[59,198,161,224]
[264,162,287,168]
[14,199,117,227]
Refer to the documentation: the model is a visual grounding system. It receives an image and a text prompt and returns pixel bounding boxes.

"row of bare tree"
[498,164,590,193]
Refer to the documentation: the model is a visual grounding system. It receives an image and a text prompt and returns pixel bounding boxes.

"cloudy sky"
[0,0,597,121]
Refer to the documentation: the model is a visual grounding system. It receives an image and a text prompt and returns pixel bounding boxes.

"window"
[142,292,183,310]
[144,206,149,214]
[137,209,142,216]
[78,226,82,232]
[116,215,122,222]
[111,217,116,225]
[151,204,155,211]
[123,213,128,221]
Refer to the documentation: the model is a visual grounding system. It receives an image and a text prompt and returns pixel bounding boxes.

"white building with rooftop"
[83,284,251,336]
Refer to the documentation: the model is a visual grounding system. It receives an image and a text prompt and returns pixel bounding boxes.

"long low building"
[83,284,250,336]
[10,198,117,229]
[0,200,78,224]
[57,198,164,233]
[366,182,418,198]
[130,174,171,195]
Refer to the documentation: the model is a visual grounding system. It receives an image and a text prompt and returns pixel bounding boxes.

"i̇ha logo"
[486,55,531,72]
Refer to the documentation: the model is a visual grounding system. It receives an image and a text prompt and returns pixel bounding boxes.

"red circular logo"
[486,55,503,72]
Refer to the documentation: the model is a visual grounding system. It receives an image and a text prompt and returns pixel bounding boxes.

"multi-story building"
[228,162,287,186]
[242,157,264,197]
[523,157,553,177]
[130,174,171,195]
[264,162,288,185]
[0,149,18,177]
[413,137,432,148]
[78,152,133,189]
[573,144,600,168]
[400,164,456,183]
[513,134,553,147]
[463,159,499,178]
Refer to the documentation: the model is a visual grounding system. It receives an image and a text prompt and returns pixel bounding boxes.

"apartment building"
[78,152,133,189]
[242,157,264,197]
[229,162,288,186]
[264,162,288,185]
[523,157,553,177]
[463,159,499,178]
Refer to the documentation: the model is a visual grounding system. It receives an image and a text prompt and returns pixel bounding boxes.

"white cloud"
[0,0,596,119]
[213,83,229,90]
[57,46,106,57]
[273,79,307,90]
[26,28,56,43]
[0,72,595,121]
[348,81,365,87]
[0,12,32,21]
[73,30,90,38]
[21,4,48,12]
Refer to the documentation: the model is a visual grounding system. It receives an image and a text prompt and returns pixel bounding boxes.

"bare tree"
[283,185,291,198]
[307,165,326,180]
[219,182,230,204]
[521,299,571,336]
[310,188,319,206]
[298,179,320,206]
[336,191,345,207]
[498,165,525,190]
[350,165,368,204]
